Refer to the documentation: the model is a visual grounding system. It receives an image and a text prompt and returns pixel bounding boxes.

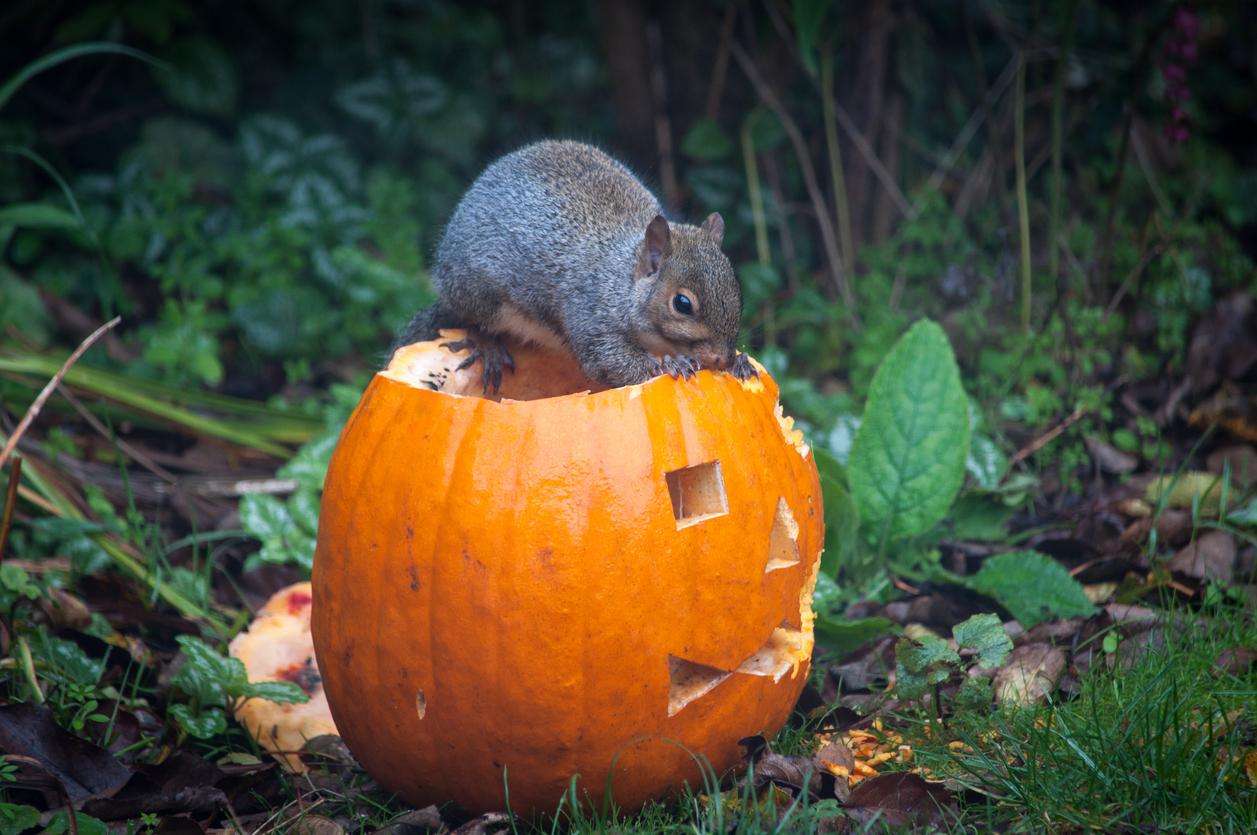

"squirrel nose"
[701,351,730,370]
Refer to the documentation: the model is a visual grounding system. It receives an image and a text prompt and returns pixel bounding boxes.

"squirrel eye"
[672,293,694,316]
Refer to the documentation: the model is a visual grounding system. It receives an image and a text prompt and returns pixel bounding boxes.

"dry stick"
[703,2,738,121]
[1014,56,1033,333]
[0,456,21,562]
[729,41,853,311]
[645,20,679,207]
[821,54,857,283]
[58,387,179,484]
[1001,405,1087,484]
[0,316,122,471]
[921,54,1020,201]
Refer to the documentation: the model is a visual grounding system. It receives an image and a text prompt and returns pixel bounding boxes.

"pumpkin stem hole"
[664,461,728,529]
[667,655,732,716]
[764,497,801,573]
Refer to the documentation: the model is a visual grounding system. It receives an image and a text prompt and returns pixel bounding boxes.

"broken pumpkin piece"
[229,582,338,772]
[312,334,824,815]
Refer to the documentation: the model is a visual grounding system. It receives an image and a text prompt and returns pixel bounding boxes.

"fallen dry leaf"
[993,644,1067,706]
[1214,647,1257,675]
[842,772,957,829]
[1085,435,1138,473]
[1169,530,1237,583]
[0,703,133,807]
[1207,445,1257,488]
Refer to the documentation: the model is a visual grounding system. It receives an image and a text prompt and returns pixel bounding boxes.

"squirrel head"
[631,213,742,371]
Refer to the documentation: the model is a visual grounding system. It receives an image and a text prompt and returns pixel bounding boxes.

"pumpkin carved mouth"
[312,330,824,815]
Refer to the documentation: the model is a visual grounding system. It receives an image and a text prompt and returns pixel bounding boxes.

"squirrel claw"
[443,335,515,395]
[653,354,700,381]
[730,352,759,381]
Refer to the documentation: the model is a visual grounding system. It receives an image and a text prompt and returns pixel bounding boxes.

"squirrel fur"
[394,140,752,390]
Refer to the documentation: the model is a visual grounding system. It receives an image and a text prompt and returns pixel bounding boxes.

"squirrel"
[393,140,755,391]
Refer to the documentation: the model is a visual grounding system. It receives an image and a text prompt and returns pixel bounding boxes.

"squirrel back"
[403,140,743,388]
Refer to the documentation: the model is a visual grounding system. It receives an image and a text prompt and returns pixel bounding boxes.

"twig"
[703,2,738,120]
[822,54,857,282]
[645,20,678,207]
[0,316,121,470]
[1001,406,1087,483]
[58,387,179,484]
[0,457,20,562]
[729,41,853,310]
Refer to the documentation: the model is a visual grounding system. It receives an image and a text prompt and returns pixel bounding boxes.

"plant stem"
[741,115,777,346]
[822,54,857,287]
[1048,0,1081,293]
[1014,55,1033,332]
[0,457,20,562]
[17,635,44,704]
[741,119,771,268]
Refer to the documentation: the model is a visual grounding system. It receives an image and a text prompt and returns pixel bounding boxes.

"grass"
[902,599,1257,832]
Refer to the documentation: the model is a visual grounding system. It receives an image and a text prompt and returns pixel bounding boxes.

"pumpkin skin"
[311,333,823,816]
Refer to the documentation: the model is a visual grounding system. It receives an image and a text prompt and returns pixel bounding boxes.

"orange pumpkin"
[311,332,823,815]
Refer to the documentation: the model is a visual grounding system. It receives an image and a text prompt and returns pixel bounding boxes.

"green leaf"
[965,551,1096,627]
[955,675,993,710]
[815,450,859,575]
[849,320,969,543]
[0,802,40,831]
[0,42,158,113]
[0,202,81,231]
[952,613,1013,668]
[894,634,957,699]
[242,680,310,705]
[815,615,895,655]
[966,433,1008,490]
[30,634,103,688]
[680,118,735,161]
[792,0,832,76]
[155,37,237,116]
[947,495,1013,542]
[41,811,110,835]
[239,494,292,542]
[171,635,233,703]
[170,703,227,740]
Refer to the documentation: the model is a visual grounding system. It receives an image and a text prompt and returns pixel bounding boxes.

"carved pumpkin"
[311,332,823,815]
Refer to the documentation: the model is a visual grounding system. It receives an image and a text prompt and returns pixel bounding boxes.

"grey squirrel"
[393,140,755,391]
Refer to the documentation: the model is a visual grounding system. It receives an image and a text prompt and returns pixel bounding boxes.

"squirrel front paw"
[442,334,515,394]
[730,352,759,381]
[651,354,700,381]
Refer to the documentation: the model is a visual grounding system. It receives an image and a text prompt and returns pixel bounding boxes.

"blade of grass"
[4,439,226,631]
[0,357,311,455]
[0,354,324,429]
[0,42,161,112]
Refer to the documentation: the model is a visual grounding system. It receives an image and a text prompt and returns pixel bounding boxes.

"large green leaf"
[849,320,969,544]
[964,551,1096,627]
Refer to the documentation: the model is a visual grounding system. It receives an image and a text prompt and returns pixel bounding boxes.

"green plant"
[894,612,1013,717]
[906,603,1257,831]
[168,635,307,740]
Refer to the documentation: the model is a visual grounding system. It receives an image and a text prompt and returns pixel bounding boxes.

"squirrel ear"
[641,214,672,276]
[701,212,725,244]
